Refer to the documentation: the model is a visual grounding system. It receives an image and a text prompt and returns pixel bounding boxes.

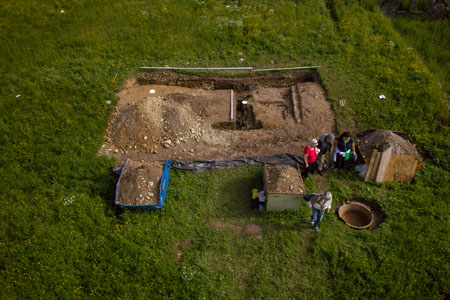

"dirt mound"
[108,97,162,152]
[116,160,165,205]
[357,130,420,159]
[106,96,202,153]
[161,99,202,146]
[265,164,305,194]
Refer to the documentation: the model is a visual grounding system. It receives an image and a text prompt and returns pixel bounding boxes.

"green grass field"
[1,0,449,299]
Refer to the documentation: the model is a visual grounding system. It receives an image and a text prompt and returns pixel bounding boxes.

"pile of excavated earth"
[265,164,305,194]
[116,160,164,205]
[357,129,420,160]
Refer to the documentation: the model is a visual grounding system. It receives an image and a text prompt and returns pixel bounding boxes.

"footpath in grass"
[0,0,449,299]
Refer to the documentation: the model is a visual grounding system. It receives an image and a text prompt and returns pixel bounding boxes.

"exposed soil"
[357,129,420,160]
[116,160,165,205]
[100,71,336,166]
[211,220,243,233]
[172,240,192,262]
[245,224,262,240]
[265,164,305,194]
[211,220,263,240]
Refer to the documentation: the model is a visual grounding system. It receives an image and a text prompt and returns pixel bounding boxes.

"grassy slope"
[0,0,448,299]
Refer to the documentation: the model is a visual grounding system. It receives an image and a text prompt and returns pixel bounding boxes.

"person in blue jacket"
[332,132,357,170]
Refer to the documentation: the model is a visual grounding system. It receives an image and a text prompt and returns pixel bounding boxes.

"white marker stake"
[230,90,234,120]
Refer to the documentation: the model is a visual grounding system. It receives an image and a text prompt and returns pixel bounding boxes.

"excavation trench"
[100,70,336,167]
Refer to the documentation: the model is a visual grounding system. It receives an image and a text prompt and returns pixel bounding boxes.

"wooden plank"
[370,151,382,181]
[408,159,418,182]
[397,155,417,183]
[364,150,379,182]
[384,154,417,183]
[376,147,393,183]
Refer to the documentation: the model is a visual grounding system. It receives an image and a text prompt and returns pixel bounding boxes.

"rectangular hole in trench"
[212,100,263,130]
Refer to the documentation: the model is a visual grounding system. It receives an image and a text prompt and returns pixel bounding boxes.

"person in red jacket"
[302,139,320,179]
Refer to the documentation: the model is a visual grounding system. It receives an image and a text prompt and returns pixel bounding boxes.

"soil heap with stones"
[265,164,305,194]
[357,129,421,160]
[116,160,165,206]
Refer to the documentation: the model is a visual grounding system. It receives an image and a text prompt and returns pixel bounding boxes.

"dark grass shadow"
[216,167,264,218]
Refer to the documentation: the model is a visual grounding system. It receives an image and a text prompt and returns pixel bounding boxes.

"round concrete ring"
[338,202,374,229]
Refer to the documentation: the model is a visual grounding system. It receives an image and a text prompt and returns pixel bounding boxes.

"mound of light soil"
[106,96,201,153]
[107,97,162,152]
[117,160,165,205]
[358,130,420,159]
[265,164,305,194]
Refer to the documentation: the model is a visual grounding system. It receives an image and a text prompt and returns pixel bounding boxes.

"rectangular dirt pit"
[263,164,305,212]
[116,159,167,207]
[101,70,335,164]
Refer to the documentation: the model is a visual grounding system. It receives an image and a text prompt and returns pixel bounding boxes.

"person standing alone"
[302,139,319,179]
[304,192,333,231]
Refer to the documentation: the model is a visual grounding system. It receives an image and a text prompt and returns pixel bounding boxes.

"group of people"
[302,132,357,179]
[301,132,356,231]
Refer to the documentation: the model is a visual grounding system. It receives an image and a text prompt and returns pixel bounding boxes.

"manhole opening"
[212,100,263,130]
[337,199,385,230]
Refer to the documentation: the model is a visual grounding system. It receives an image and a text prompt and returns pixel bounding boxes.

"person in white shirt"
[304,192,333,231]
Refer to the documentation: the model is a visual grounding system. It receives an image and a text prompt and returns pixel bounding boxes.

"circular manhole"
[338,202,374,229]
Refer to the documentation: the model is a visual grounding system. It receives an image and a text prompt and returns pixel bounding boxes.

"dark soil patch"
[380,0,449,19]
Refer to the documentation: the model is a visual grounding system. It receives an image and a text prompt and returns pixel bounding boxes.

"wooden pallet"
[364,147,420,183]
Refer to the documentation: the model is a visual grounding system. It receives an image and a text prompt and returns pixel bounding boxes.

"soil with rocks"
[265,164,305,194]
[116,160,165,205]
[357,130,420,160]
[99,70,336,167]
